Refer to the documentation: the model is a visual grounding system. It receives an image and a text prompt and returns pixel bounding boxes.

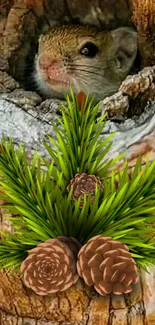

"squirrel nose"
[39,55,58,69]
[38,55,64,80]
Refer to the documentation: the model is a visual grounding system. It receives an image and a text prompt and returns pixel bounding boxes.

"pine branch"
[0,137,64,240]
[0,230,42,271]
[0,90,155,272]
[43,89,124,186]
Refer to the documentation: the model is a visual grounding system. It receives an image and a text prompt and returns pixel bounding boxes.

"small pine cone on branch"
[77,235,139,296]
[66,173,104,208]
[20,237,81,296]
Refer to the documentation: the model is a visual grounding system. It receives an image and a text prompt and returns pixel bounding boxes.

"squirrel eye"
[80,42,99,58]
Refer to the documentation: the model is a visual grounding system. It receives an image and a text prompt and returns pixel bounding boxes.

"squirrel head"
[34,24,137,101]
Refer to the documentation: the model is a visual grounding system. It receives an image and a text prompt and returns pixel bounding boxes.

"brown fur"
[34,24,137,101]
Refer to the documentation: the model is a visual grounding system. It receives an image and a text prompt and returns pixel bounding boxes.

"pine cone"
[58,236,82,260]
[20,237,79,295]
[77,235,139,296]
[67,173,103,207]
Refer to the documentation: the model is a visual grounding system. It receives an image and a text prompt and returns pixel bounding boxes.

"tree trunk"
[0,261,155,324]
[0,1,155,324]
[1,0,155,76]
[130,0,155,66]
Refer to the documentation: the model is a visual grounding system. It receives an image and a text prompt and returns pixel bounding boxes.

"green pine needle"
[43,92,122,185]
[0,90,155,272]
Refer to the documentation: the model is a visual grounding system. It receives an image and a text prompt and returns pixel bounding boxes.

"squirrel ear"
[111,27,138,74]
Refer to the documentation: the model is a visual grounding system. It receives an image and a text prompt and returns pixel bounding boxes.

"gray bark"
[0,88,155,166]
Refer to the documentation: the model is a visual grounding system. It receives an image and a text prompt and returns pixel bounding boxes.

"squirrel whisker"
[68,67,109,78]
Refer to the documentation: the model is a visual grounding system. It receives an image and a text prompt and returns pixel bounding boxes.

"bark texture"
[0,260,155,324]
[1,0,155,75]
[0,0,155,324]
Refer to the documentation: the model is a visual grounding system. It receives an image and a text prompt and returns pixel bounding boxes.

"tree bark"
[130,0,155,66]
[1,264,155,324]
[0,0,155,76]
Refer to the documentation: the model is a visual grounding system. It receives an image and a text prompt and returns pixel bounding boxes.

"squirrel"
[34,24,138,101]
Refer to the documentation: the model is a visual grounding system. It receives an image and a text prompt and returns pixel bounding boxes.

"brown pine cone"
[66,173,104,208]
[20,238,79,296]
[77,235,139,296]
[58,236,82,260]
